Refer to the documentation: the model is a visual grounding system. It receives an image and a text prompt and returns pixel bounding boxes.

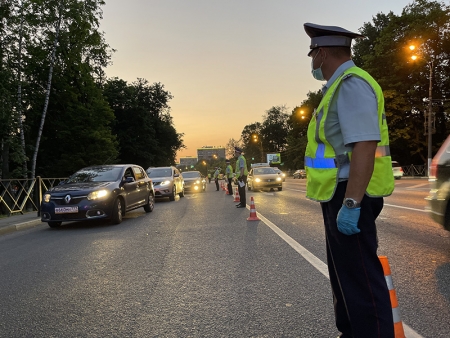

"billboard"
[266,153,281,164]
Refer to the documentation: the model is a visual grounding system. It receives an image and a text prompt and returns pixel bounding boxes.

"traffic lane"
[140,190,337,337]
[254,181,450,337]
[0,187,338,337]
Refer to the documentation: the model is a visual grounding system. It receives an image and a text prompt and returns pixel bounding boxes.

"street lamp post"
[410,44,434,176]
[202,160,208,176]
[252,134,264,162]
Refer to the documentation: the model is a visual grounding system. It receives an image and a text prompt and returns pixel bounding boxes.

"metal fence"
[0,177,67,217]
[402,164,427,177]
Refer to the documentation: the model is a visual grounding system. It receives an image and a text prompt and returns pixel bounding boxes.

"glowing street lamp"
[252,134,264,162]
[409,43,434,176]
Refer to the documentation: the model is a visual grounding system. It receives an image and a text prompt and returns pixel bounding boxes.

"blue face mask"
[311,51,325,81]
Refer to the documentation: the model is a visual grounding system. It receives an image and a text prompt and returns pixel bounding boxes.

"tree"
[285,91,322,170]
[352,0,450,164]
[260,105,290,154]
[103,78,184,168]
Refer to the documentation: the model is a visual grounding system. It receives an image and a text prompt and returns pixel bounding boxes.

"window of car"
[66,167,122,183]
[147,168,172,178]
[133,166,144,180]
[254,168,276,175]
[183,172,201,178]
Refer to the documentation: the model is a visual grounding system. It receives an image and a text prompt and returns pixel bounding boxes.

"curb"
[0,219,43,237]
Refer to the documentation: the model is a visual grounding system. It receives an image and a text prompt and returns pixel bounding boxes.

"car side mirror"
[124,177,135,183]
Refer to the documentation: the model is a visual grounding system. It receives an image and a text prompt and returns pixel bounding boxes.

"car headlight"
[87,189,109,200]
[276,177,282,181]
[43,193,51,203]
[159,180,171,187]
[195,180,200,184]
[255,178,261,183]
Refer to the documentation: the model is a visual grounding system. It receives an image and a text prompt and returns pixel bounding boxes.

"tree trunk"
[17,0,28,178]
[30,1,64,179]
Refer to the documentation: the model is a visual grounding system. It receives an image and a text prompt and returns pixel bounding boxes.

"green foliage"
[103,78,184,169]
[353,0,450,164]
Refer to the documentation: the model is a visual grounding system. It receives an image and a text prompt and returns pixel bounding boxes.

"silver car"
[392,161,404,180]
[146,166,184,201]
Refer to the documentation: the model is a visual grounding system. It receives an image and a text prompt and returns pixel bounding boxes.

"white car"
[392,161,404,179]
[146,166,184,201]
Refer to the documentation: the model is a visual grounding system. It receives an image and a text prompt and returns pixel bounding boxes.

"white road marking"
[384,203,428,213]
[251,207,424,338]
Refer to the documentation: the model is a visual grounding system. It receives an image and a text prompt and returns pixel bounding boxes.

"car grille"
[153,182,161,186]
[51,196,86,205]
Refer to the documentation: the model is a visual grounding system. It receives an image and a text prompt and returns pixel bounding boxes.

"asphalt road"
[0,178,448,337]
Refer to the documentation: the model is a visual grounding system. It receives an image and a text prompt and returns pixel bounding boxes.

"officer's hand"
[337,205,361,235]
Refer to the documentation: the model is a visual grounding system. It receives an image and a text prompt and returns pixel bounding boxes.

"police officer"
[234,147,248,208]
[213,167,220,191]
[207,172,211,183]
[303,23,395,338]
[224,160,233,195]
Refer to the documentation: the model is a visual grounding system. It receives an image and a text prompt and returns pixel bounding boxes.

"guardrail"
[0,177,67,217]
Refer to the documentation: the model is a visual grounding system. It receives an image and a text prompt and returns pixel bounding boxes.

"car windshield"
[147,168,172,178]
[183,172,200,178]
[254,168,276,175]
[66,167,122,183]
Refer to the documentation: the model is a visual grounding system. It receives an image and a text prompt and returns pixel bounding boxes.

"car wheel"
[179,186,185,197]
[111,198,123,224]
[169,186,176,201]
[48,221,62,228]
[278,187,283,191]
[144,193,154,213]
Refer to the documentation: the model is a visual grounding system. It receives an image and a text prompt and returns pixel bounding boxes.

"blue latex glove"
[337,205,361,235]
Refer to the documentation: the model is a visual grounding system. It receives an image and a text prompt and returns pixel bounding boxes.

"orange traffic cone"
[233,187,240,202]
[247,197,260,221]
[222,182,226,191]
[378,256,406,338]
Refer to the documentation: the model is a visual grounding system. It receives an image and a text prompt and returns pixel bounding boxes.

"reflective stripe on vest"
[305,145,391,169]
[305,66,394,202]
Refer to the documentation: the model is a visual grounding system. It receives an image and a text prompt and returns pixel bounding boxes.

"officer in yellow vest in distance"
[224,159,233,195]
[303,23,395,338]
[234,147,248,208]
[207,172,211,183]
[213,167,221,191]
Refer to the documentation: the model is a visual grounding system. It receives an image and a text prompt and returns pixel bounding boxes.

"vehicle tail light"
[430,158,438,178]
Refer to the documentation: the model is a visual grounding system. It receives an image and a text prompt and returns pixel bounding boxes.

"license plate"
[55,206,78,214]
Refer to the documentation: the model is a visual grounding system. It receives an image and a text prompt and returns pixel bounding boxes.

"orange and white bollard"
[233,187,240,202]
[247,197,260,221]
[378,256,406,338]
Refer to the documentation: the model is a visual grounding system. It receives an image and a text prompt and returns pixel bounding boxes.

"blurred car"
[182,171,206,193]
[392,161,404,179]
[40,164,155,228]
[274,168,286,182]
[146,166,184,201]
[293,169,306,179]
[426,135,450,231]
[247,166,283,191]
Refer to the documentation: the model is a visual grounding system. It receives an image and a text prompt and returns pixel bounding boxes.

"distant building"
[179,156,198,167]
[197,146,226,161]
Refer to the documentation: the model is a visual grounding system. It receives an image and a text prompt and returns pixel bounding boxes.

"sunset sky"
[100,0,411,161]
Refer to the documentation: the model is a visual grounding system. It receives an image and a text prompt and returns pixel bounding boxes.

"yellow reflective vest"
[305,66,394,202]
[235,155,248,176]
[225,164,233,178]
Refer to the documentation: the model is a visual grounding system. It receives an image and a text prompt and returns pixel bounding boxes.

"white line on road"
[253,208,424,338]
[384,203,428,213]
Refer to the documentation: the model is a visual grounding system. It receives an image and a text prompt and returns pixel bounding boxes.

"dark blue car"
[41,164,155,228]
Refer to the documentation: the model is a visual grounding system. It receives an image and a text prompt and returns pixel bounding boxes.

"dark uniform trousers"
[215,178,219,191]
[227,177,233,195]
[237,175,247,205]
[321,181,394,338]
